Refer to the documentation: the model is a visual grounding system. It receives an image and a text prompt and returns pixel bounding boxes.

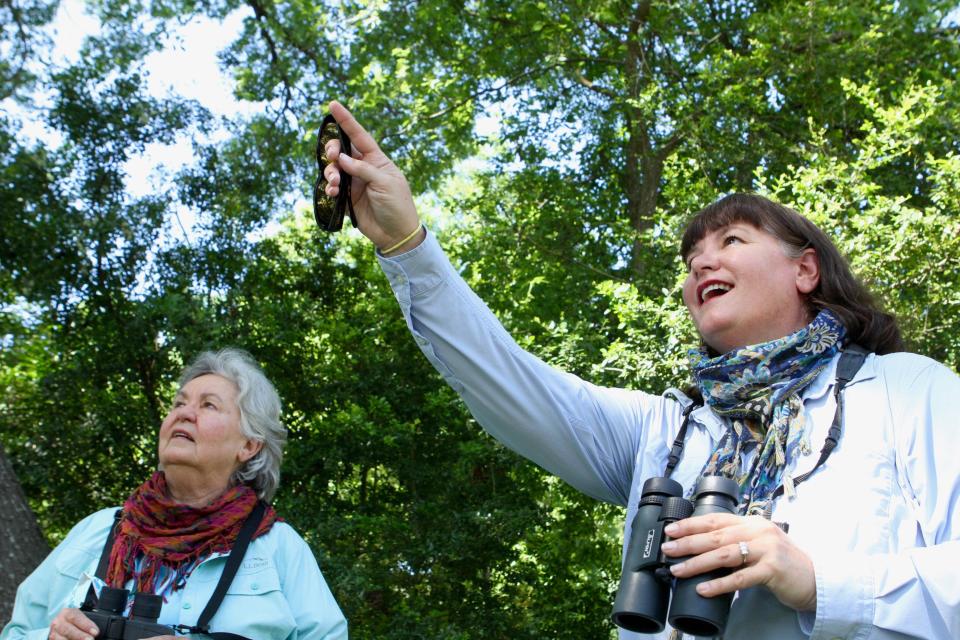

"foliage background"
[2,1,959,637]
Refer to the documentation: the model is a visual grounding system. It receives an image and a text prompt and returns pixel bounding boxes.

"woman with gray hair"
[175,348,288,503]
[1,348,347,640]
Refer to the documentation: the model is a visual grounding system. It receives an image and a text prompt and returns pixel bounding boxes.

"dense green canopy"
[2,1,958,637]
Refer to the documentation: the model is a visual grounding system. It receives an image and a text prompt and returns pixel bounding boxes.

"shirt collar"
[802,349,877,402]
[664,388,727,442]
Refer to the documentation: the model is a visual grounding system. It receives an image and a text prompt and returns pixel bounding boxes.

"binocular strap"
[81,509,124,610]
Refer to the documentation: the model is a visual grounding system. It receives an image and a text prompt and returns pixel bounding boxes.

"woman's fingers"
[324,162,340,188]
[661,514,817,611]
[322,132,369,199]
[662,515,755,557]
[324,138,365,166]
[669,540,754,579]
[324,153,384,198]
[49,608,99,640]
[665,513,742,538]
[328,100,382,158]
[689,561,765,598]
[323,137,340,161]
[335,152,383,186]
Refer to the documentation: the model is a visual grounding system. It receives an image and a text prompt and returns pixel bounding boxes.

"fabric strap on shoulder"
[665,401,700,478]
[82,508,124,610]
[96,508,124,580]
[764,343,869,512]
[187,500,267,639]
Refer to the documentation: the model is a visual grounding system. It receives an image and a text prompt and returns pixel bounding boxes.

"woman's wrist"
[380,223,425,256]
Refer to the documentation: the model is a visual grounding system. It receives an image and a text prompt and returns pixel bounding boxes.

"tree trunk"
[0,444,49,625]
[621,1,684,277]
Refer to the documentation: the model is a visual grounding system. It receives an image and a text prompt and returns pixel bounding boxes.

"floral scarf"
[107,471,278,594]
[688,309,846,515]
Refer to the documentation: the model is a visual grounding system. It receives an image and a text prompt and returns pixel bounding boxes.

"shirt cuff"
[808,549,875,638]
[377,227,455,299]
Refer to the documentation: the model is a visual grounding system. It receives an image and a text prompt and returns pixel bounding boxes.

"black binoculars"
[80,586,173,639]
[611,475,740,637]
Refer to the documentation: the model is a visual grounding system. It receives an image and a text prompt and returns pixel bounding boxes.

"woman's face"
[681,222,819,354]
[158,374,261,493]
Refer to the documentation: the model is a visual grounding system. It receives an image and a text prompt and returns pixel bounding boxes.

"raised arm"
[379,231,684,505]
[324,103,683,505]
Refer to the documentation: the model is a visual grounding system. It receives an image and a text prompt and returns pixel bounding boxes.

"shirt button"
[183,602,192,610]
[251,582,260,591]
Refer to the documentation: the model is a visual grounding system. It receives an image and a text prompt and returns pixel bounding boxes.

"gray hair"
[178,348,287,502]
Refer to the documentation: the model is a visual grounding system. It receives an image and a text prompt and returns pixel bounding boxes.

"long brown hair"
[680,193,904,355]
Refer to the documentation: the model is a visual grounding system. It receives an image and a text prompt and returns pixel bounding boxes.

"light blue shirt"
[378,229,960,640]
[1,507,348,640]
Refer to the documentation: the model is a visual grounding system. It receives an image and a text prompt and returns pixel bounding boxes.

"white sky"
[124,11,261,198]
[60,1,259,196]
[9,0,259,205]
[29,0,284,241]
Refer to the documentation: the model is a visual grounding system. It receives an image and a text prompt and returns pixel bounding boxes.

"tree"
[1,1,959,638]
[0,444,48,625]
[0,0,62,620]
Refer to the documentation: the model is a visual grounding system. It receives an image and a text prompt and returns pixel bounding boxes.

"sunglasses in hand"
[313,114,357,232]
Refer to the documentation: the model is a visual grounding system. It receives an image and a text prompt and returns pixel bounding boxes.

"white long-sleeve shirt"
[379,229,960,640]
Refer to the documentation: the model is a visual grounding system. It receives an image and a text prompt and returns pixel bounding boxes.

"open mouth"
[699,282,732,304]
[171,429,195,442]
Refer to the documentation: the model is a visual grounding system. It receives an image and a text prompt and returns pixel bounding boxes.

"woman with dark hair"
[319,102,959,639]
[2,349,347,640]
[681,194,904,357]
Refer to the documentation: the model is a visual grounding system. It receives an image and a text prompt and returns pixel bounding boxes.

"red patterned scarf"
[107,471,278,593]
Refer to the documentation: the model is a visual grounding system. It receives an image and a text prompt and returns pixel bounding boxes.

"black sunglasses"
[313,114,357,232]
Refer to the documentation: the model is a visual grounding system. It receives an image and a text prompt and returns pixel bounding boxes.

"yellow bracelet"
[382,223,423,255]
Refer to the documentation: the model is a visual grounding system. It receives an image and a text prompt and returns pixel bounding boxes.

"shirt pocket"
[211,566,297,639]
[54,547,99,609]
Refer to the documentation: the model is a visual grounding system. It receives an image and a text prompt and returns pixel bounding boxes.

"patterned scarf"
[107,471,278,593]
[688,309,846,515]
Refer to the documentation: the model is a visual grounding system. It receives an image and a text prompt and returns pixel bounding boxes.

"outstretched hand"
[323,101,423,253]
[661,514,817,612]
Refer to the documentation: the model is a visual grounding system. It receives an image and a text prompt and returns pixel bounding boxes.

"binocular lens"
[669,614,724,637]
[611,564,670,633]
[610,611,664,634]
[97,587,128,615]
[130,593,163,622]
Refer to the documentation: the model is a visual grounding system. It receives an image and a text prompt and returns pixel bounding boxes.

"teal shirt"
[1,507,348,640]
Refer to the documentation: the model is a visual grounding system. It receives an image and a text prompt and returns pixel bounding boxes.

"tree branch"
[380,63,561,143]
[246,0,294,114]
[572,70,618,99]
[0,0,35,100]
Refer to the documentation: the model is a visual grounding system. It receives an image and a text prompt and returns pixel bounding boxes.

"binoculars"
[612,475,740,637]
[80,586,173,639]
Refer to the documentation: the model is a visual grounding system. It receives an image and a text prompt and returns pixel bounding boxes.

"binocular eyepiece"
[81,586,173,640]
[611,475,740,637]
